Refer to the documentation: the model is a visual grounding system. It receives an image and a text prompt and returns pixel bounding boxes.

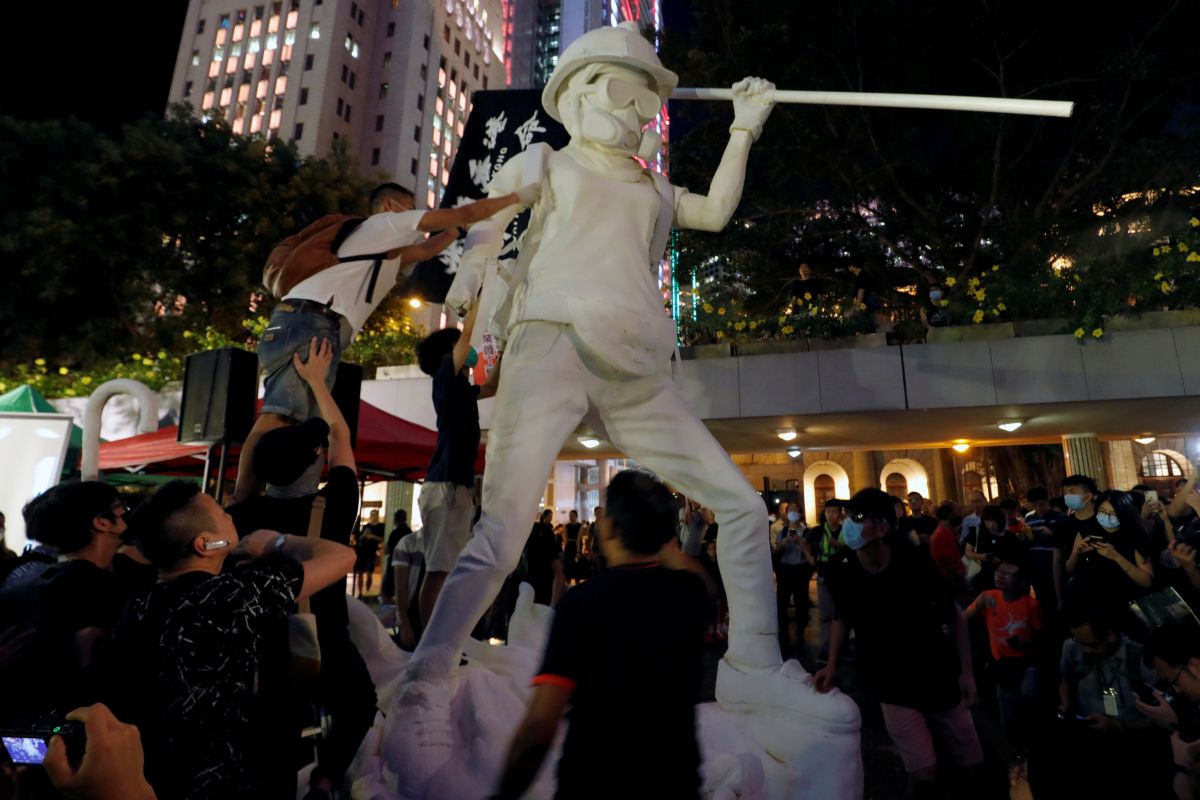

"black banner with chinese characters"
[401,89,569,303]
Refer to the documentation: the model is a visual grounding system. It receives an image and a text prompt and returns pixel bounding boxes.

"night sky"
[0,2,191,132]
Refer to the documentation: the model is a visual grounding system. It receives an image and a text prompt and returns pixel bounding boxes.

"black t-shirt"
[829,545,962,712]
[357,522,385,558]
[112,559,304,800]
[519,522,562,606]
[853,269,877,296]
[790,277,823,304]
[425,357,480,487]
[25,560,130,711]
[924,300,948,327]
[536,565,710,799]
[112,551,158,598]
[899,514,938,541]
[227,465,360,627]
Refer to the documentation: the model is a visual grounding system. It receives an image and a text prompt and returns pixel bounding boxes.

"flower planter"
[806,332,888,351]
[1014,318,1069,338]
[1105,309,1200,332]
[679,343,733,360]
[925,322,1015,343]
[734,339,809,357]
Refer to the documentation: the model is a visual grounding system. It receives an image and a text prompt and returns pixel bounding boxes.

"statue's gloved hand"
[729,77,776,141]
[444,222,504,315]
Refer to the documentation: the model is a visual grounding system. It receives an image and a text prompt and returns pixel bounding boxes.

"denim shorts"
[258,304,346,421]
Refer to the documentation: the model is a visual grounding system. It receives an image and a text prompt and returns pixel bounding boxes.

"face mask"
[787,511,801,523]
[929,290,943,302]
[1097,513,1120,531]
[580,106,641,152]
[1064,494,1087,511]
[841,516,869,550]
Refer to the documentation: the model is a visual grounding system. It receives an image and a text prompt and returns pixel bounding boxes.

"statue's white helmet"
[541,21,678,124]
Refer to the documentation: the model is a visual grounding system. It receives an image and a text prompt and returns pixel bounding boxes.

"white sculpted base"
[345,590,862,800]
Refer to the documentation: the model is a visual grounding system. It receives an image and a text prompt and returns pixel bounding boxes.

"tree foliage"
[0,105,376,369]
[662,0,1200,330]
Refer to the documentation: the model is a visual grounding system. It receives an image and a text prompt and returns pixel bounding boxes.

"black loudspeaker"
[178,348,259,444]
[332,361,363,448]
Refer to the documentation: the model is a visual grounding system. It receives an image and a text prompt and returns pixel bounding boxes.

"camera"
[0,713,85,766]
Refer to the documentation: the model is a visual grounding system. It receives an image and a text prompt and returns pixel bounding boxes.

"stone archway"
[803,460,851,527]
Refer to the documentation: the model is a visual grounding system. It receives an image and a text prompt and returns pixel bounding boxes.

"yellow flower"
[734,321,746,331]
[130,354,141,361]
[778,317,786,325]
[968,277,980,287]
[1074,328,1085,339]
[142,358,154,366]
[34,358,45,366]
[1190,217,1199,227]
[945,277,957,287]
[991,264,1000,272]
[1180,242,1190,253]
[803,292,812,301]
[81,376,93,385]
[781,325,795,336]
[1155,247,1166,257]
[974,290,986,301]
[182,330,194,338]
[991,308,1000,316]
[717,307,726,316]
[748,321,757,330]
[1091,328,1104,339]
[972,310,985,324]
[808,305,816,313]
[157,350,168,359]
[938,300,949,307]
[58,367,68,375]
[715,330,725,339]
[1153,248,1161,256]
[702,303,713,313]
[1162,281,1174,293]
[997,303,1007,311]
[1155,272,1165,280]
[1189,253,1200,263]
[65,389,77,397]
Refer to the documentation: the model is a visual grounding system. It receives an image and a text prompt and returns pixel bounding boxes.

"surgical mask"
[787,511,801,523]
[1064,494,1087,511]
[1097,513,1120,531]
[841,515,869,550]
[929,290,943,302]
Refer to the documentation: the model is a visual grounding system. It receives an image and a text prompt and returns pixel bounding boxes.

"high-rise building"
[502,0,662,90]
[167,0,504,209]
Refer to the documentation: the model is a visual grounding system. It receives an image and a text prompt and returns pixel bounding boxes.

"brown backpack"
[263,214,404,302]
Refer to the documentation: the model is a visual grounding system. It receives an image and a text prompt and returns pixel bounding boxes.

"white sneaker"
[386,678,456,798]
[715,658,860,733]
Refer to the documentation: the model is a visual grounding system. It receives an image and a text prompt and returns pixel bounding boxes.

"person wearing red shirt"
[930,504,967,601]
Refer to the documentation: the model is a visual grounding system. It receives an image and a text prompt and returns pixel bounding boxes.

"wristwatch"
[271,533,287,555]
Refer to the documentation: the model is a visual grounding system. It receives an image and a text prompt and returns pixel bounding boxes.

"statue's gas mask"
[559,64,663,161]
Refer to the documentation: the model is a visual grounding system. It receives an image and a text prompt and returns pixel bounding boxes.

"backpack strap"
[328,218,401,304]
[648,170,674,273]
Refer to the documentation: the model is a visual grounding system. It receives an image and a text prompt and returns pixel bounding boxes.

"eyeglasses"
[588,76,662,118]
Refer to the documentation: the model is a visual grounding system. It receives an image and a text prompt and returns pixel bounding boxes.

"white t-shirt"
[391,529,425,604]
[285,210,426,335]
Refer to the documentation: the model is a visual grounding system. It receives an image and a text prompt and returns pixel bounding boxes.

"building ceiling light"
[952,441,971,453]
[998,420,1023,432]
[1134,435,1157,445]
[786,447,802,459]
[776,429,798,442]
[578,437,600,449]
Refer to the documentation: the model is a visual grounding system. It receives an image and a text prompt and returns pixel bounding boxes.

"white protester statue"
[384,22,861,798]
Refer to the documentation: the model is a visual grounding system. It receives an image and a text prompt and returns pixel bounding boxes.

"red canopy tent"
[98,400,482,481]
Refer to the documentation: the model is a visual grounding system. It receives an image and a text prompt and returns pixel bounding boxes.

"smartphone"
[0,716,83,766]
[1145,489,1159,506]
[1133,682,1160,707]
[1,736,48,765]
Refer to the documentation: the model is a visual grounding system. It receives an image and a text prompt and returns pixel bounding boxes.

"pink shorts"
[880,702,983,775]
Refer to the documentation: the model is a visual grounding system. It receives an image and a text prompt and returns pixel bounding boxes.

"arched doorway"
[962,459,998,501]
[814,474,836,510]
[803,461,851,527]
[885,472,908,498]
[1139,449,1194,497]
[879,459,929,500]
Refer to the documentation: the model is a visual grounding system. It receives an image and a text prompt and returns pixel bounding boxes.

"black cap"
[823,498,845,510]
[253,418,330,487]
[846,488,897,532]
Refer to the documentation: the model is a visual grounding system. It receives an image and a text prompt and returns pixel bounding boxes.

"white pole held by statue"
[671,88,1074,118]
